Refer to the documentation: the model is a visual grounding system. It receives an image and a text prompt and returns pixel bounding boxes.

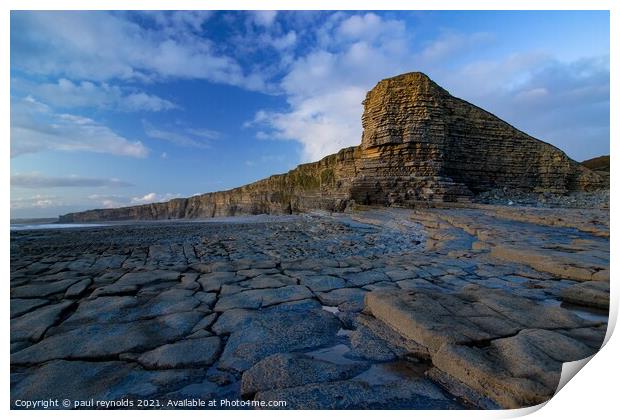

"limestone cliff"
[58,72,602,223]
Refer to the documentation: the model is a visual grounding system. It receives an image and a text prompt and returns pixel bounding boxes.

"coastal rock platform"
[11,206,609,409]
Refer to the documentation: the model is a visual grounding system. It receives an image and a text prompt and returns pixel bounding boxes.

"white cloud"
[142,10,214,34]
[244,154,288,168]
[247,13,419,161]
[101,199,122,209]
[271,31,297,50]
[418,31,493,62]
[337,12,405,44]
[11,11,269,92]
[11,173,133,188]
[438,53,610,160]
[11,96,149,158]
[86,194,128,209]
[10,11,609,166]
[11,194,62,209]
[131,192,181,204]
[249,86,365,161]
[13,78,177,112]
[515,87,549,102]
[251,11,278,27]
[123,92,176,112]
[143,120,219,148]
[249,12,608,162]
[82,191,182,208]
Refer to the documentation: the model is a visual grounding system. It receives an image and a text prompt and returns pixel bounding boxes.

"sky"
[10,10,610,218]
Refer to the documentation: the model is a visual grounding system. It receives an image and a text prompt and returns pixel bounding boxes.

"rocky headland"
[12,72,609,410]
[58,72,603,223]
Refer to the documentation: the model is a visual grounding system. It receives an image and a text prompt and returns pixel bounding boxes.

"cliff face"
[359,73,600,195]
[59,72,602,223]
[60,147,361,222]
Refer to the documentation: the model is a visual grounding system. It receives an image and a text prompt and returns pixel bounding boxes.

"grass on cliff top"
[582,155,610,172]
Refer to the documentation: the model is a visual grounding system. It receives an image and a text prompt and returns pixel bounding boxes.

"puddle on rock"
[354,359,433,386]
[336,328,353,337]
[321,305,339,314]
[561,302,609,323]
[305,344,356,365]
[543,298,609,323]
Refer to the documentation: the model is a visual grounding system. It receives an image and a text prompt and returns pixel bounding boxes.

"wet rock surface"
[10,207,609,409]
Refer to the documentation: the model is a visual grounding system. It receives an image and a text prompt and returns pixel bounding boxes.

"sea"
[10,223,113,231]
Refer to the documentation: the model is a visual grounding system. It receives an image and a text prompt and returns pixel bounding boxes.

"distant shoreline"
[9,213,312,231]
[10,217,58,225]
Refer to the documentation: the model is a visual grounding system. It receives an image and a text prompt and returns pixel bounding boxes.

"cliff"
[59,72,602,223]
[582,155,610,172]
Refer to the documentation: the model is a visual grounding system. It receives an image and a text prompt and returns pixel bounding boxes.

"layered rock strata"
[59,72,601,222]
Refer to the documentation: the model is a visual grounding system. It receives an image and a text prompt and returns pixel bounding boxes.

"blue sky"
[10,10,610,218]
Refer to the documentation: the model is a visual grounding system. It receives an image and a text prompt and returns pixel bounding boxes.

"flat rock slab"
[342,269,390,287]
[115,270,180,287]
[197,272,245,292]
[560,281,610,309]
[90,284,138,299]
[317,288,367,307]
[65,278,92,298]
[164,378,223,402]
[11,300,74,343]
[90,255,127,271]
[236,268,279,278]
[239,274,296,290]
[10,298,49,319]
[138,336,221,369]
[214,285,313,312]
[195,291,217,307]
[432,328,598,408]
[211,308,257,335]
[11,360,194,405]
[138,288,201,318]
[241,352,368,396]
[254,377,459,409]
[11,278,82,298]
[434,210,609,283]
[219,309,340,372]
[299,275,346,292]
[59,296,140,327]
[349,314,428,361]
[365,285,597,353]
[11,311,203,365]
[489,244,602,282]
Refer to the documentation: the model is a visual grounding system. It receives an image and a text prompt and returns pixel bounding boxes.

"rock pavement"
[11,207,609,409]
